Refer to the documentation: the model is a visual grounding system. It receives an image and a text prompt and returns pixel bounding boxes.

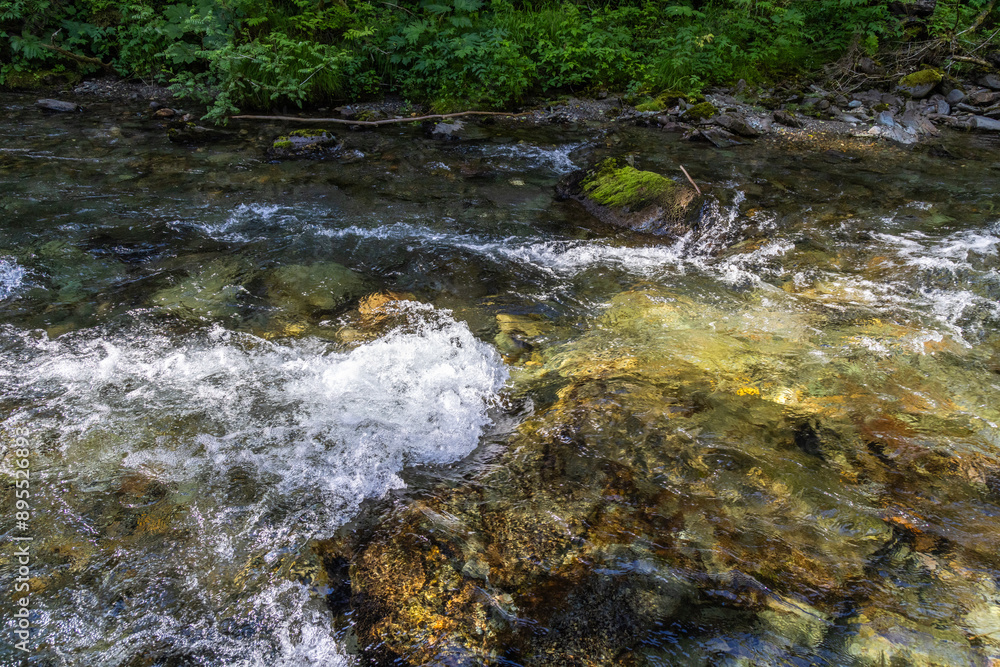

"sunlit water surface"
[1,95,1000,666]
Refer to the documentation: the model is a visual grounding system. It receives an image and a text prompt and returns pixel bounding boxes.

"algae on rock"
[559,159,701,236]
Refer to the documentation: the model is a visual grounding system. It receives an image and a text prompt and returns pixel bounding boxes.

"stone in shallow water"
[151,257,250,320]
[556,159,702,236]
[35,98,82,113]
[266,262,366,313]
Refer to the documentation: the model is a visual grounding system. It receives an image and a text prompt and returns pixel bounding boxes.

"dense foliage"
[2,0,998,120]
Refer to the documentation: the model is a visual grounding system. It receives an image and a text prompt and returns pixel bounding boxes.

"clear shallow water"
[1,94,1000,666]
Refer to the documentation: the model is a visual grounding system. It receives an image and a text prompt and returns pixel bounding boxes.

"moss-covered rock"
[556,159,701,236]
[2,68,81,90]
[684,101,719,121]
[634,91,686,113]
[897,68,943,99]
[267,129,340,159]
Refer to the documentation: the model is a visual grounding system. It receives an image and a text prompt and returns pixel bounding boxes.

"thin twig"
[679,165,701,195]
[230,110,535,125]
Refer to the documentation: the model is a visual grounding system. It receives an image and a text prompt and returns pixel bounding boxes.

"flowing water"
[1,94,1000,666]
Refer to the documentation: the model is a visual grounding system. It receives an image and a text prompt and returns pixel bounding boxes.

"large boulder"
[896,69,943,99]
[556,159,702,236]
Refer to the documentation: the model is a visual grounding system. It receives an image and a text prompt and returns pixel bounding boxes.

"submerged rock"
[266,262,366,314]
[151,257,250,320]
[166,122,229,144]
[35,98,82,113]
[556,159,702,236]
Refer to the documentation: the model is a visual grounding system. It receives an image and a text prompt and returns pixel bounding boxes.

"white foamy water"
[0,256,25,299]
[307,192,783,285]
[874,224,1000,340]
[466,142,583,174]
[180,203,291,242]
[0,304,508,666]
[878,226,1000,275]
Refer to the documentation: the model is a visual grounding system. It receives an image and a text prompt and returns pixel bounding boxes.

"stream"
[2,94,1000,666]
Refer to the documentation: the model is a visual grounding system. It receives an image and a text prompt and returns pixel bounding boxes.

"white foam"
[0,256,25,299]
[183,203,289,242]
[308,193,781,286]
[466,142,583,174]
[0,304,507,665]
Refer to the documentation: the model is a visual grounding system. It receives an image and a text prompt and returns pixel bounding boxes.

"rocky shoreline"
[13,66,1000,152]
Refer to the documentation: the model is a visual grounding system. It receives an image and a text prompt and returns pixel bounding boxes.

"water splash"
[0,304,508,666]
[463,142,584,174]
[182,203,290,243]
[0,256,25,300]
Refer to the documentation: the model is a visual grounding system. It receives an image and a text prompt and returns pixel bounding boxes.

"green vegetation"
[582,159,676,210]
[2,0,998,121]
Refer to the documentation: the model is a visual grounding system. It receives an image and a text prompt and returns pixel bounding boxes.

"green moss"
[684,101,718,121]
[635,98,666,113]
[2,68,81,90]
[581,160,676,210]
[872,103,890,113]
[636,90,688,112]
[272,139,293,149]
[899,68,943,87]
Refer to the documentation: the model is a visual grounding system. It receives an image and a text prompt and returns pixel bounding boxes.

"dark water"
[1,94,1000,666]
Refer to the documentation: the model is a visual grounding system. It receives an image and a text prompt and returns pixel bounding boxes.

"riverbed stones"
[980,73,1000,90]
[969,89,1000,106]
[714,113,762,137]
[556,159,701,236]
[946,88,967,104]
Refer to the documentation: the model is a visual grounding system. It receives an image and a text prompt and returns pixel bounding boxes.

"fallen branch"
[957,0,996,37]
[679,164,702,195]
[230,110,535,126]
[40,43,113,70]
[948,54,996,69]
